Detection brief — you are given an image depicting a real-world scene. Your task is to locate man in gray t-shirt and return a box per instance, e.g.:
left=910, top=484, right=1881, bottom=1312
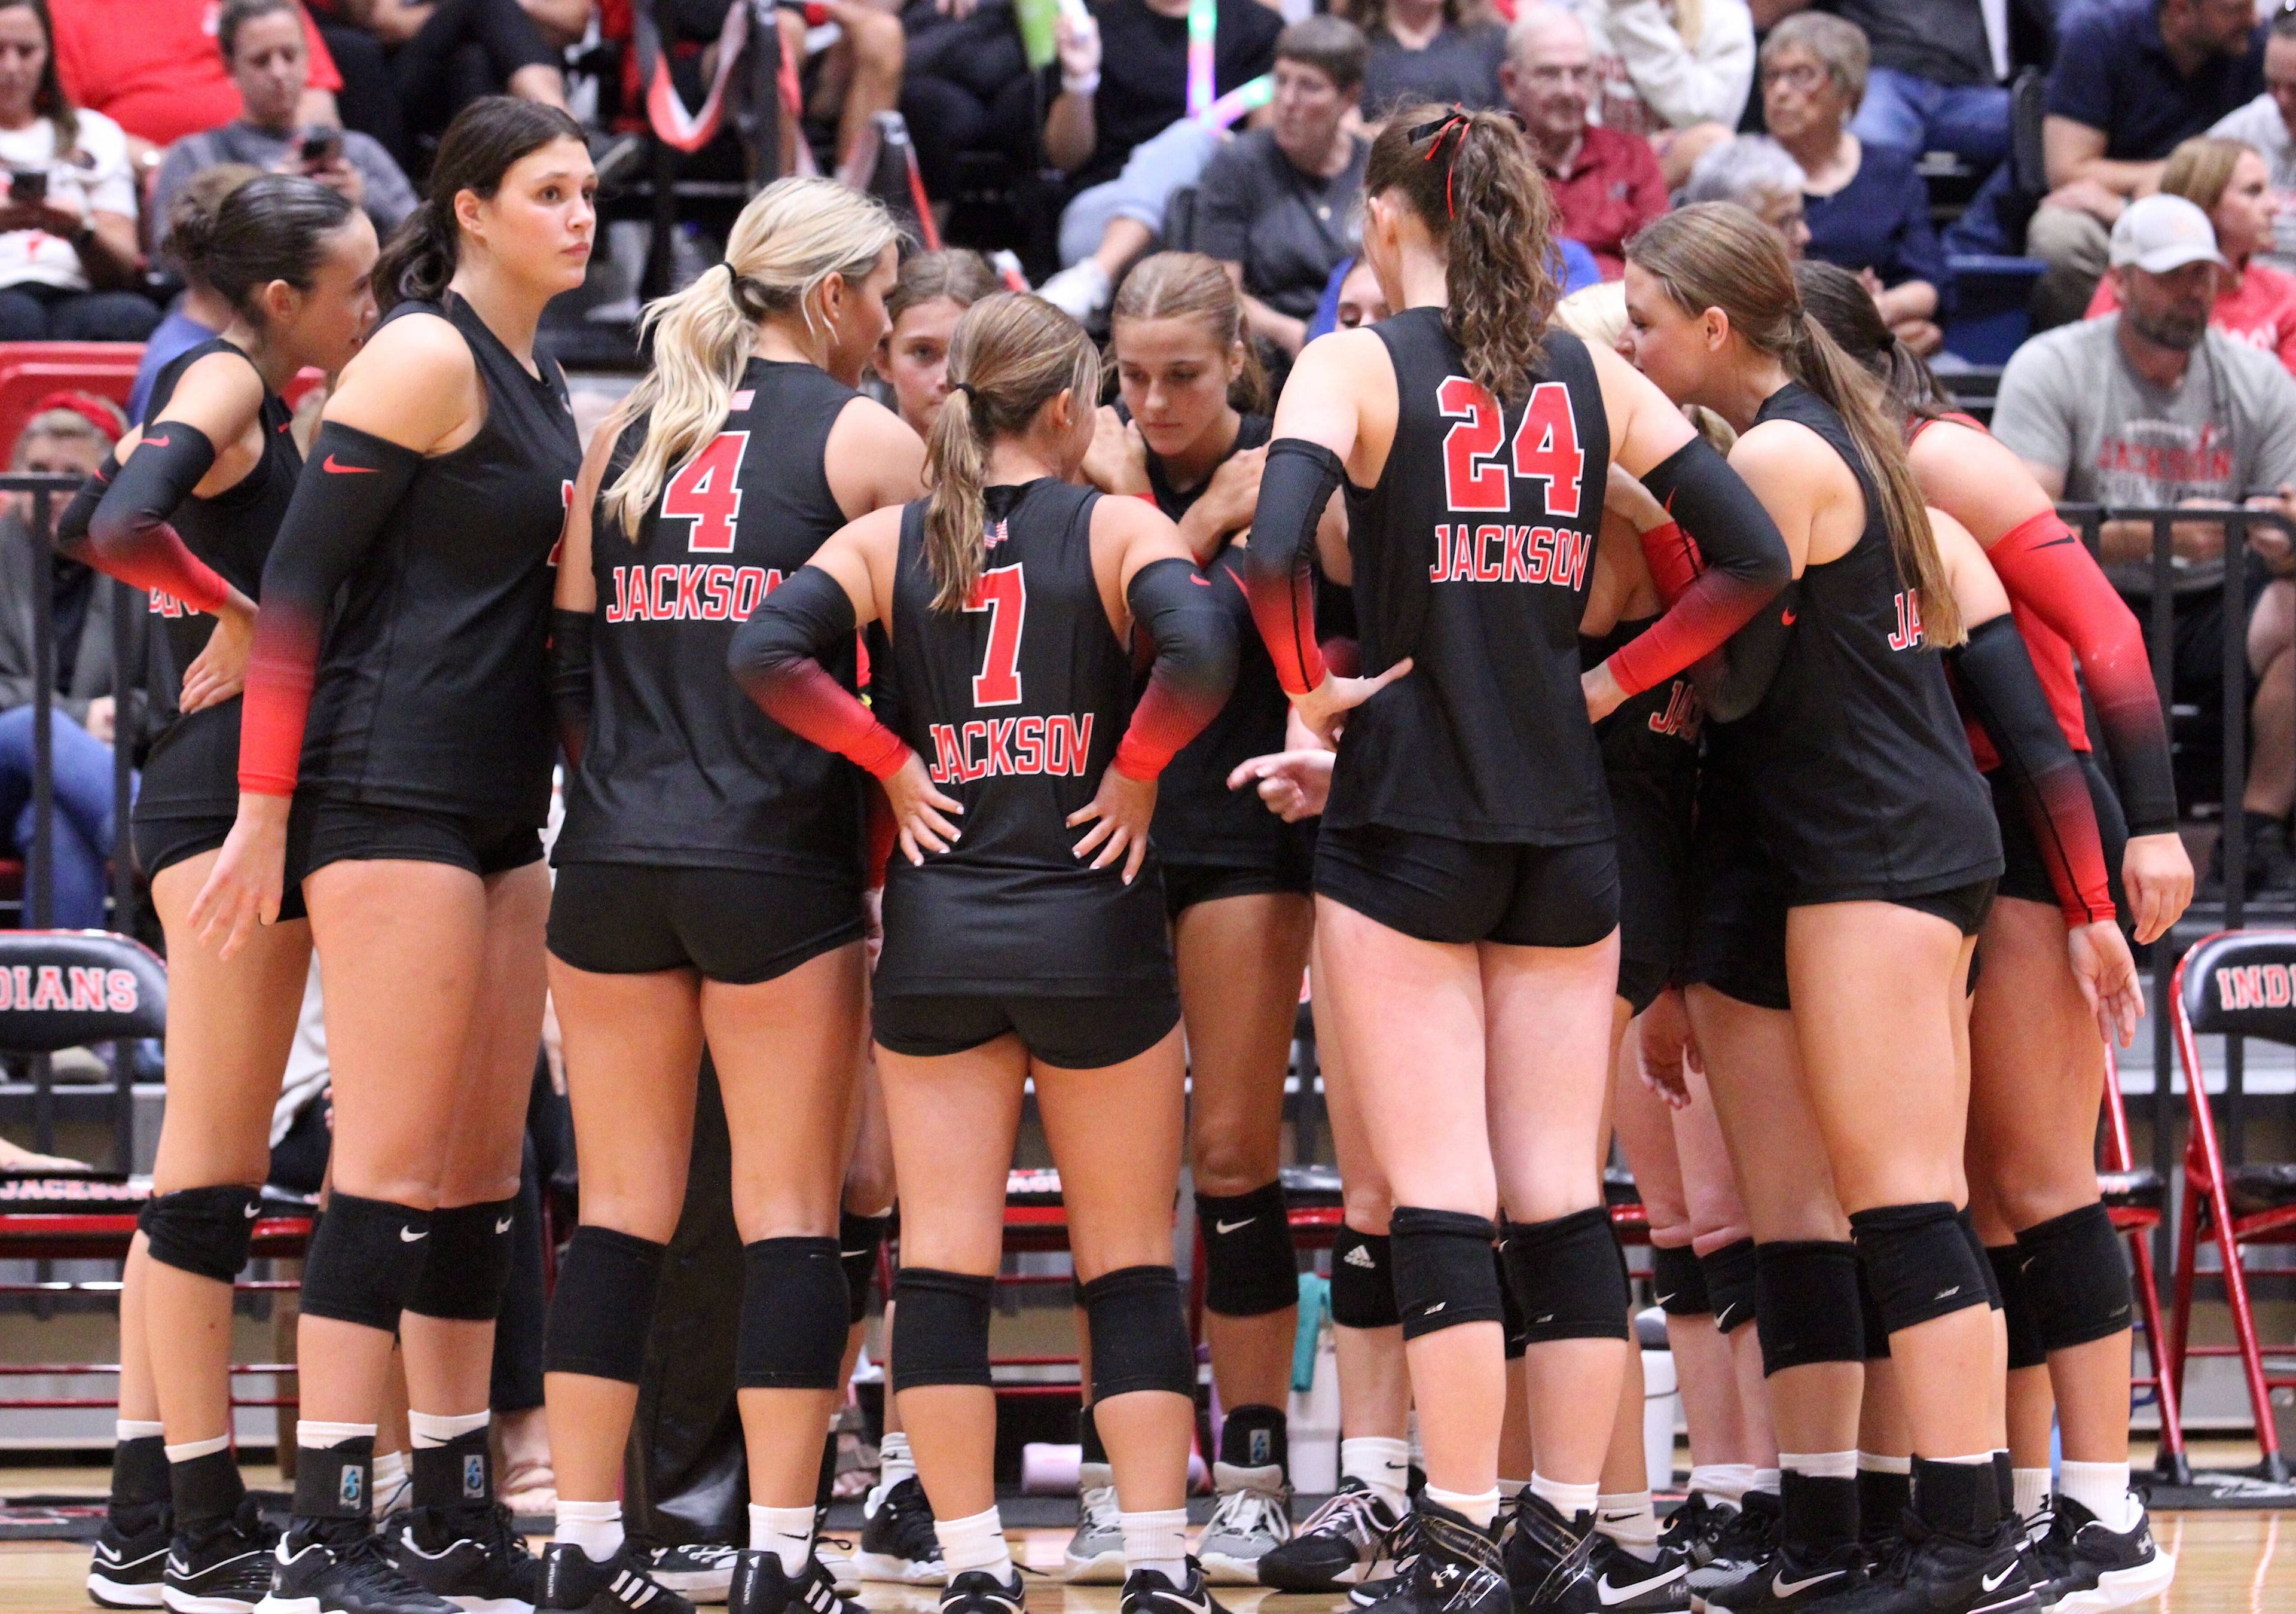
left=1993, top=191, right=2296, bottom=877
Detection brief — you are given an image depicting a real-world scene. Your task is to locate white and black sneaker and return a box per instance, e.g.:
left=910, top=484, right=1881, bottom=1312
left=938, top=1569, right=1025, bottom=1614
left=257, top=1524, right=462, bottom=1614
left=2028, top=1496, right=2172, bottom=1614
left=1198, top=1463, right=1292, bottom=1585
left=725, top=1552, right=857, bottom=1614
left=642, top=1548, right=735, bottom=1606
left=1061, top=1465, right=1125, bottom=1584
left=166, top=1500, right=283, bottom=1614
left=93, top=1512, right=175, bottom=1609
left=1685, top=1493, right=1780, bottom=1607
left=1350, top=1506, right=1425, bottom=1608
left=1658, top=1496, right=1739, bottom=1570
left=1569, top=1540, right=1690, bottom=1614
left=1370, top=1501, right=1511, bottom=1614
left=1699, top=1541, right=1863, bottom=1613
left=538, top=1542, right=695, bottom=1614
left=1121, top=1559, right=1232, bottom=1614
left=848, top=1476, right=942, bottom=1584
left=381, top=1503, right=543, bottom=1614
left=1785, top=1515, right=2034, bottom=1614
left=1498, top=1493, right=1601, bottom=1614
left=1260, top=1478, right=1400, bottom=1590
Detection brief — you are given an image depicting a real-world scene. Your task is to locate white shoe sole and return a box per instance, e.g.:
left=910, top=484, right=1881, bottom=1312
left=1198, top=1550, right=1275, bottom=1586
left=647, top=1570, right=732, bottom=1603
left=1061, top=1548, right=1127, bottom=1585
left=845, top=1552, right=945, bottom=1585
left=163, top=1588, right=268, bottom=1614
left=88, top=1576, right=169, bottom=1609
left=2048, top=1549, right=2176, bottom=1614
left=445, top=1598, right=533, bottom=1614
left=251, top=1595, right=319, bottom=1614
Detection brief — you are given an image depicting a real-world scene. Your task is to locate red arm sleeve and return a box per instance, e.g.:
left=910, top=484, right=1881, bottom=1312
left=728, top=566, right=912, bottom=781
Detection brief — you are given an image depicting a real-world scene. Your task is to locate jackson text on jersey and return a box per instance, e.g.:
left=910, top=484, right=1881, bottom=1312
left=1428, top=375, right=1590, bottom=587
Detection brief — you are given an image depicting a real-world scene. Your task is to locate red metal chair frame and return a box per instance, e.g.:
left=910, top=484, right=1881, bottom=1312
left=2097, top=1045, right=2185, bottom=1480
left=2166, top=930, right=2296, bottom=1482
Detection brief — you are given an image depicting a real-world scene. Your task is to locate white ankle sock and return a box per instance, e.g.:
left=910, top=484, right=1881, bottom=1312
left=1596, top=1491, right=1659, bottom=1561
left=2012, top=1468, right=2052, bottom=1522
left=1780, top=1450, right=1858, bottom=1481
left=1687, top=1464, right=1751, bottom=1505
left=164, top=1435, right=231, bottom=1464
left=1497, top=1477, right=1530, bottom=1501
left=117, top=1420, right=163, bottom=1442
left=1120, top=1507, right=1190, bottom=1584
left=1528, top=1474, right=1598, bottom=1524
left=1750, top=1467, right=1782, bottom=1496
left=1425, top=1483, right=1500, bottom=1528
left=370, top=1451, right=409, bottom=1517
left=558, top=1499, right=624, bottom=1564
left=297, top=1420, right=376, bottom=1451
left=1857, top=1453, right=1912, bottom=1476
left=748, top=1504, right=815, bottom=1573
left=408, top=1409, right=490, bottom=1447
left=936, top=1506, right=1013, bottom=1581
left=878, top=1432, right=916, bottom=1493
left=1343, top=1436, right=1413, bottom=1516
left=2058, top=1460, right=2138, bottom=1533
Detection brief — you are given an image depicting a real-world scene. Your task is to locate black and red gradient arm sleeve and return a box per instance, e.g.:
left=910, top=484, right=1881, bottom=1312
left=549, top=608, right=594, bottom=769
left=240, top=422, right=424, bottom=796
left=1116, top=556, right=1239, bottom=781
left=71, top=425, right=235, bottom=612
left=1241, top=438, right=1344, bottom=695
left=728, top=565, right=911, bottom=781
left=1603, top=438, right=1796, bottom=719
left=1950, top=613, right=2116, bottom=926
left=1984, top=508, right=2176, bottom=836
left=55, top=452, right=114, bottom=555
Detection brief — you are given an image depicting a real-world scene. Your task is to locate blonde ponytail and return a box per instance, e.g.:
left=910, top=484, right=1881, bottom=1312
left=923, top=294, right=1101, bottom=612
left=605, top=176, right=903, bottom=539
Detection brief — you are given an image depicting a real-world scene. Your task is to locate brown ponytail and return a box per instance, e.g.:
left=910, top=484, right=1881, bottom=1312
left=1362, top=104, right=1558, bottom=406
left=1627, top=203, right=1963, bottom=646
left=924, top=294, right=1102, bottom=613
left=1109, top=251, right=1266, bottom=413
left=1791, top=259, right=1953, bottom=423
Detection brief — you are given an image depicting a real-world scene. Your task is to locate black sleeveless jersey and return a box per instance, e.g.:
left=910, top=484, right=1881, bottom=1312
left=136, top=336, right=300, bottom=822
left=1331, top=308, right=1613, bottom=844
left=1586, top=617, right=1700, bottom=802
left=874, top=479, right=1174, bottom=997
left=1138, top=412, right=1293, bottom=869
left=1726, top=382, right=2001, bottom=901
left=556, top=360, right=863, bottom=875
left=300, top=294, right=581, bottom=823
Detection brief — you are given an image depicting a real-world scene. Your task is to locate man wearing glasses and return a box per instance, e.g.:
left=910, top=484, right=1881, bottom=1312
left=1502, top=3, right=1666, bottom=280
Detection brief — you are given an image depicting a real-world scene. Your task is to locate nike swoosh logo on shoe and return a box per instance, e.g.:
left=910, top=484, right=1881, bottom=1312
left=1597, top=1564, right=1687, bottom=1603
left=1980, top=1565, right=2016, bottom=1592
left=1771, top=1570, right=1844, bottom=1598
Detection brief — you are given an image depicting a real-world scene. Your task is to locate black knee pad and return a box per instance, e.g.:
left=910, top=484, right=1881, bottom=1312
left=841, top=1212, right=893, bottom=1326
left=1196, top=1180, right=1299, bottom=1318
left=1330, top=1226, right=1399, bottom=1329
left=1651, top=1244, right=1712, bottom=1317
left=544, top=1226, right=667, bottom=1383
left=891, top=1267, right=995, bottom=1391
left=2017, top=1201, right=2134, bottom=1352
left=1701, top=1237, right=1757, bottom=1335
left=1849, top=1201, right=1991, bottom=1336
left=406, top=1198, right=518, bottom=1323
left=1752, top=1240, right=1864, bottom=1374
left=139, top=1185, right=261, bottom=1283
left=1958, top=1209, right=2002, bottom=1310
left=1390, top=1206, right=1504, bottom=1341
left=738, top=1237, right=849, bottom=1390
left=1081, top=1265, right=1195, bottom=1400
left=300, top=1193, right=432, bottom=1331
left=1500, top=1207, right=1631, bottom=1344
left=1857, top=1258, right=1891, bottom=1360
left=1498, top=1245, right=1528, bottom=1359
left=1986, top=1246, right=2046, bottom=1372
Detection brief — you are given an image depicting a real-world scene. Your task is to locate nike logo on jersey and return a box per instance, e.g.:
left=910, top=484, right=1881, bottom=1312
left=1215, top=1218, right=1256, bottom=1234
left=2034, top=535, right=2078, bottom=549
left=1189, top=573, right=1211, bottom=585
left=144, top=434, right=170, bottom=447
left=1781, top=608, right=1797, bottom=625
left=323, top=454, right=378, bottom=474
left=495, top=1216, right=514, bottom=1234
left=400, top=1226, right=429, bottom=1242
left=1596, top=1563, right=1687, bottom=1604
left=1770, top=1570, right=1845, bottom=1598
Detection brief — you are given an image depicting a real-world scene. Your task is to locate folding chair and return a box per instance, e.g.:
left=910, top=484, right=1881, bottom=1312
left=2166, top=929, right=2296, bottom=1481
left=2097, top=1043, right=2185, bottom=1481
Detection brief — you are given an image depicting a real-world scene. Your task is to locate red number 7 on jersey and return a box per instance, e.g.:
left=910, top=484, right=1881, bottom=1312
left=966, top=564, right=1027, bottom=706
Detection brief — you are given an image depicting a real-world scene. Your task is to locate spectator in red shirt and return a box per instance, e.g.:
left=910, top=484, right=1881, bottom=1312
left=2089, top=135, right=2296, bottom=374
left=1503, top=3, right=1666, bottom=279
left=47, top=0, right=341, bottom=148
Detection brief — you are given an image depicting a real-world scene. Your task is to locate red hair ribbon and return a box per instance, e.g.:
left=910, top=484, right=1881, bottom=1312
left=1409, top=106, right=1472, bottom=219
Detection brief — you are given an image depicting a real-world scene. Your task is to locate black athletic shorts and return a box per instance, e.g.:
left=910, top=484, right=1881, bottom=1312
left=1163, top=835, right=1315, bottom=920
left=1314, top=823, right=1620, bottom=948
left=548, top=862, right=865, bottom=984
left=132, top=810, right=308, bottom=923
left=1613, top=780, right=1693, bottom=1017
left=1679, top=798, right=1792, bottom=1013
left=1992, top=752, right=2129, bottom=918
left=293, top=799, right=544, bottom=881
left=872, top=990, right=1181, bottom=1070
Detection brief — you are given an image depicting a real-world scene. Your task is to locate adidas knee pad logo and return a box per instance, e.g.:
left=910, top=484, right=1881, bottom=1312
left=1344, top=1244, right=1376, bottom=1269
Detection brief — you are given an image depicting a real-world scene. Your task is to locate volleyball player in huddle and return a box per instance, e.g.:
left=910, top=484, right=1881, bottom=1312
left=192, top=99, right=593, bottom=1614
left=1073, top=249, right=1310, bottom=1583
left=71, top=176, right=377, bottom=1614
left=1241, top=106, right=1796, bottom=1614
left=535, top=178, right=921, bottom=1614
left=734, top=291, right=1238, bottom=1614
left=1618, top=203, right=2143, bottom=1614
left=1800, top=261, right=2184, bottom=1613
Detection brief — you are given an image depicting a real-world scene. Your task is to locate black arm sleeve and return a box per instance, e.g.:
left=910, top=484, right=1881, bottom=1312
left=1241, top=438, right=1346, bottom=695
left=1115, top=556, right=1240, bottom=781
left=73, top=426, right=237, bottom=612
left=549, top=607, right=594, bottom=769
left=240, top=421, right=425, bottom=794
left=728, top=565, right=911, bottom=779
left=1949, top=613, right=2115, bottom=925
left=56, top=452, right=115, bottom=554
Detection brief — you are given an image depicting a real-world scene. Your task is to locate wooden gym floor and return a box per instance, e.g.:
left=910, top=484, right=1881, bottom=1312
left=3, top=1463, right=2292, bottom=1613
